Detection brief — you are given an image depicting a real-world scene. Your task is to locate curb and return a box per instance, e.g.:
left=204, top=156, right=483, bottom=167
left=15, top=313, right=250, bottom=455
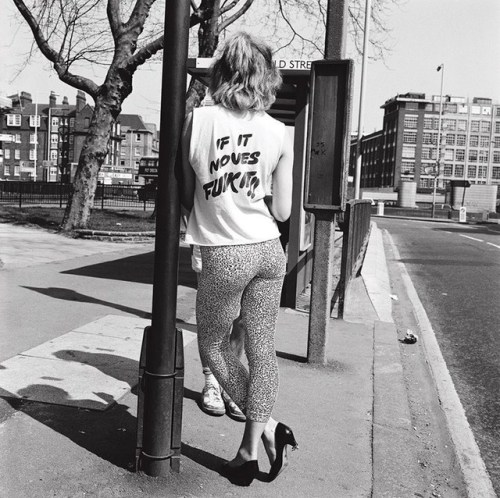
left=385, top=231, right=496, bottom=498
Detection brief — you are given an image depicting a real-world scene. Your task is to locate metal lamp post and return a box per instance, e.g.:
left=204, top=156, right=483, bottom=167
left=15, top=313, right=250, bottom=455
left=432, top=63, right=445, bottom=218
left=354, top=0, right=372, bottom=199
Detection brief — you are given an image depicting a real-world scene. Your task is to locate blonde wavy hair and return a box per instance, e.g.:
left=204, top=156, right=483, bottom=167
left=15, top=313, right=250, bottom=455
left=209, top=32, right=282, bottom=112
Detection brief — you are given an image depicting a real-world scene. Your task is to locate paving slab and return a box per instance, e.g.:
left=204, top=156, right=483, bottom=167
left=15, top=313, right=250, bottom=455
left=0, top=315, right=196, bottom=410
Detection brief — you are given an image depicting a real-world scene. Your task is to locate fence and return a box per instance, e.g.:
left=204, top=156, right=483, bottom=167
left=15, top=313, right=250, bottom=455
left=0, top=182, right=156, bottom=210
left=336, top=199, right=372, bottom=317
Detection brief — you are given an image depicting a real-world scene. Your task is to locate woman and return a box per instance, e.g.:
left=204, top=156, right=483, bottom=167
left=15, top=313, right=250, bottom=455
left=180, top=32, right=297, bottom=486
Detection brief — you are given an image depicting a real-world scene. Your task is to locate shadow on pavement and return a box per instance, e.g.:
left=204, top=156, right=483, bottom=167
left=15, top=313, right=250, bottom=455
left=21, top=286, right=151, bottom=319
left=61, top=245, right=197, bottom=289
left=1, top=349, right=224, bottom=473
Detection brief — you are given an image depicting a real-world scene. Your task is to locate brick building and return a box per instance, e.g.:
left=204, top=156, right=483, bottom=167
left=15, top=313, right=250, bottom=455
left=117, top=114, right=159, bottom=185
left=0, top=91, right=153, bottom=185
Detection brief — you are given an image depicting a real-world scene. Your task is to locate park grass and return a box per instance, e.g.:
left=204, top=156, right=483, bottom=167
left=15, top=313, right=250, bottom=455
left=0, top=205, right=157, bottom=232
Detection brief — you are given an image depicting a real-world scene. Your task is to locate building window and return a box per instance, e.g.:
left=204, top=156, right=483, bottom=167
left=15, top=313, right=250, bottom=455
left=134, top=147, right=141, bottom=156
left=69, top=135, right=74, bottom=144
left=456, top=120, right=467, bottom=132
left=402, top=145, right=416, bottom=158
left=29, top=149, right=37, bottom=160
left=51, top=134, right=59, bottom=145
left=120, top=160, right=125, bottom=166
left=479, top=150, right=489, bottom=163
left=455, top=164, right=464, bottom=177
left=494, top=151, right=500, bottom=164
left=479, top=136, right=490, bottom=148
left=4, top=149, right=10, bottom=159
left=444, top=119, right=456, bottom=131
left=494, top=137, right=500, bottom=148
left=468, top=150, right=478, bottom=162
left=29, top=115, right=40, bottom=127
left=84, top=117, right=90, bottom=128
left=70, top=118, right=75, bottom=128
left=492, top=167, right=500, bottom=179
left=14, top=134, right=21, bottom=143
left=444, top=104, right=457, bottom=113
left=50, top=150, right=58, bottom=162
left=457, top=134, right=466, bottom=146
left=423, top=117, right=433, bottom=129
left=478, top=166, right=487, bottom=178
left=471, top=106, right=481, bottom=115
left=405, top=102, right=419, bottom=110
left=401, top=161, right=415, bottom=174
left=469, top=135, right=479, bottom=147
left=470, top=120, right=480, bottom=132
left=14, top=164, right=20, bottom=176
left=442, top=164, right=452, bottom=176
left=421, top=147, right=435, bottom=160
left=480, top=121, right=491, bottom=133
left=30, top=133, right=38, bottom=144
left=404, top=115, right=418, bottom=128
left=419, top=178, right=432, bottom=188
left=445, top=134, right=456, bottom=146
left=7, top=114, right=21, bottom=126
left=444, top=149, right=454, bottom=161
left=3, top=164, right=10, bottom=176
left=403, top=131, right=417, bottom=144
left=135, top=133, right=141, bottom=142
left=467, top=165, right=477, bottom=178
left=422, top=133, right=435, bottom=145
left=14, top=149, right=20, bottom=160
left=456, top=149, right=465, bottom=162
left=51, top=116, right=59, bottom=128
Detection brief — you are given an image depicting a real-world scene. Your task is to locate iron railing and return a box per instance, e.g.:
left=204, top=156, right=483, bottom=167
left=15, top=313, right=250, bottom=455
left=337, top=199, right=372, bottom=317
left=0, top=181, right=156, bottom=210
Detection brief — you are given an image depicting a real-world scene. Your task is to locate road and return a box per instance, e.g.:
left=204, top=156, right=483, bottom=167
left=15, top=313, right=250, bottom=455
left=377, top=216, right=500, bottom=493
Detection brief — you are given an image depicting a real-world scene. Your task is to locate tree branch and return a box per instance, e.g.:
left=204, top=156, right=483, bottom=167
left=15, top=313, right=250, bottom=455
left=127, top=34, right=164, bottom=71
left=12, top=0, right=99, bottom=97
left=219, top=0, right=254, bottom=32
left=107, top=0, right=123, bottom=39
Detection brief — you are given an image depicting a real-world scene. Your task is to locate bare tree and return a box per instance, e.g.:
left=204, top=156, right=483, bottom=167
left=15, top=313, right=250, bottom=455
left=12, top=0, right=397, bottom=230
left=11, top=0, right=253, bottom=230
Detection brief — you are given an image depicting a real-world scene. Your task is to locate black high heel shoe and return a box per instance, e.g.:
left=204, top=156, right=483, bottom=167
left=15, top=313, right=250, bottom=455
left=268, top=422, right=298, bottom=481
left=221, top=460, right=259, bottom=486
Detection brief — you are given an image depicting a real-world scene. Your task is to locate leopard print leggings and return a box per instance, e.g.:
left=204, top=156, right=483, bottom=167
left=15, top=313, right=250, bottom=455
left=196, top=238, right=286, bottom=423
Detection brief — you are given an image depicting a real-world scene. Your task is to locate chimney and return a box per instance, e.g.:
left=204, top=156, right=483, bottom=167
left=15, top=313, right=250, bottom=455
left=49, top=91, right=57, bottom=108
left=19, top=91, right=32, bottom=107
left=62, top=95, right=69, bottom=107
left=76, top=90, right=86, bottom=112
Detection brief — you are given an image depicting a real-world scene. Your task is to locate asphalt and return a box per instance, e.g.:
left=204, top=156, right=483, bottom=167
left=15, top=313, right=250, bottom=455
left=0, top=220, right=495, bottom=497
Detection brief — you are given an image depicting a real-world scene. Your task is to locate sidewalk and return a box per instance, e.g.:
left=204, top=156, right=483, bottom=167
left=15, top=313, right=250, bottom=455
left=0, top=221, right=479, bottom=496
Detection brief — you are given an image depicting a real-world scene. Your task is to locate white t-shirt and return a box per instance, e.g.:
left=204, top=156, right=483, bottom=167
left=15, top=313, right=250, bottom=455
left=184, top=105, right=285, bottom=246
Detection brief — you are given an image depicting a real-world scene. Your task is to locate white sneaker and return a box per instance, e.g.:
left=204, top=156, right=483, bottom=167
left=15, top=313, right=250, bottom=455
left=201, top=384, right=225, bottom=416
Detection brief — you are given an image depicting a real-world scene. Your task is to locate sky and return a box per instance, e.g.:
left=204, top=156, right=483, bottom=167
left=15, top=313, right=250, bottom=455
left=1, top=0, right=499, bottom=134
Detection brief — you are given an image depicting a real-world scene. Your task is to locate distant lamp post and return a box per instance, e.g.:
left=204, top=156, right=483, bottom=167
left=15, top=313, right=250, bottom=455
left=354, top=0, right=372, bottom=199
left=432, top=63, right=445, bottom=218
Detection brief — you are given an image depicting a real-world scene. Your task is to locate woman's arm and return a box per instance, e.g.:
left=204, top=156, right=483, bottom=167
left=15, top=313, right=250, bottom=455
left=179, top=112, right=195, bottom=211
left=269, top=130, right=294, bottom=222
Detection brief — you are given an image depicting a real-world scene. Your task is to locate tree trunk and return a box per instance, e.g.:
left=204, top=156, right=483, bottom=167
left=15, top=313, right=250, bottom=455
left=61, top=67, right=133, bottom=231
left=185, top=1, right=220, bottom=115
left=61, top=101, right=115, bottom=230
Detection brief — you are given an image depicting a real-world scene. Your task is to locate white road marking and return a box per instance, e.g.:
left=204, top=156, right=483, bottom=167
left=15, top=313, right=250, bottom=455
left=459, top=234, right=484, bottom=242
left=487, top=242, right=500, bottom=249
